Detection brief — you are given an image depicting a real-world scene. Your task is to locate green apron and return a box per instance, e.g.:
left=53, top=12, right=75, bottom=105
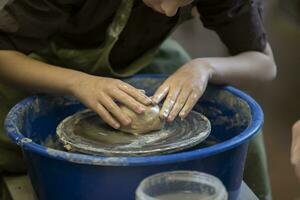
left=0, top=0, right=271, bottom=199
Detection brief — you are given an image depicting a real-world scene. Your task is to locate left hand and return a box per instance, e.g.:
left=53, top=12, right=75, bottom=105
left=152, top=59, right=214, bottom=122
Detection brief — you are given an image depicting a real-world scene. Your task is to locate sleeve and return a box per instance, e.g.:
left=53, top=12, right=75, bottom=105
left=196, top=0, right=267, bottom=55
left=0, top=0, right=71, bottom=54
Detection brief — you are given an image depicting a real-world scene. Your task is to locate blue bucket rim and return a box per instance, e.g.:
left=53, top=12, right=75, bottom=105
left=4, top=74, right=264, bottom=166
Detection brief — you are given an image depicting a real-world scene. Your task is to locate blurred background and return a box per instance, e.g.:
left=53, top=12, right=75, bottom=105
left=172, top=0, right=300, bottom=199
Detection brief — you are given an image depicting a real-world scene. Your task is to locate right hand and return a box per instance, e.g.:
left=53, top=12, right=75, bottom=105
left=70, top=74, right=152, bottom=129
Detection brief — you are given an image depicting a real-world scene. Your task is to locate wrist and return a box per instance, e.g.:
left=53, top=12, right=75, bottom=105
left=65, top=70, right=92, bottom=96
left=188, top=58, right=216, bottom=80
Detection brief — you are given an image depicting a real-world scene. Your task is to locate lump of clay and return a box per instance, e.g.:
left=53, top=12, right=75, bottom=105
left=119, top=105, right=164, bottom=135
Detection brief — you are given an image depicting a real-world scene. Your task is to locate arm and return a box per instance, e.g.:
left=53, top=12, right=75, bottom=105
left=198, top=43, right=277, bottom=87
left=152, top=46, right=276, bottom=122
left=0, top=0, right=151, bottom=129
left=0, top=50, right=83, bottom=95
left=0, top=50, right=152, bottom=129
left=194, top=0, right=277, bottom=87
left=152, top=0, right=277, bottom=122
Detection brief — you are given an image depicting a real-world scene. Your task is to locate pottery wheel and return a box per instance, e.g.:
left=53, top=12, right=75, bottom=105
left=56, top=109, right=211, bottom=156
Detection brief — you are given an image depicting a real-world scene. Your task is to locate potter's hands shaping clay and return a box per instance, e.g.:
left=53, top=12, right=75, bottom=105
left=152, top=60, right=213, bottom=123
left=119, top=104, right=164, bottom=135
left=291, top=120, right=300, bottom=181
left=72, top=76, right=152, bottom=129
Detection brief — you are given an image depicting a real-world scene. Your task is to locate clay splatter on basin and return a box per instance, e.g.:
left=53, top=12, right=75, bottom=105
left=5, top=75, right=261, bottom=200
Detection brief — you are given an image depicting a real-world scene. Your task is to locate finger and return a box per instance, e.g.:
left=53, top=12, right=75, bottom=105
left=167, top=87, right=192, bottom=122
left=152, top=84, right=170, bottom=105
left=118, top=83, right=152, bottom=105
left=179, top=89, right=202, bottom=119
left=93, top=103, right=120, bottom=129
left=111, top=89, right=146, bottom=114
left=160, top=87, right=181, bottom=119
left=139, top=89, right=146, bottom=94
left=99, top=95, right=132, bottom=126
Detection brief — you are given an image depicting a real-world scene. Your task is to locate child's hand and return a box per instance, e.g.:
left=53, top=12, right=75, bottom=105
left=152, top=60, right=214, bottom=122
left=71, top=75, right=152, bottom=129
left=291, top=120, right=300, bottom=181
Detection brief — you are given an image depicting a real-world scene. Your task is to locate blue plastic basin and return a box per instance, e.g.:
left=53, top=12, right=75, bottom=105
left=5, top=75, right=263, bottom=200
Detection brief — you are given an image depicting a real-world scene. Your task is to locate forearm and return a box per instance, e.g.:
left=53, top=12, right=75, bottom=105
left=0, top=50, right=87, bottom=95
left=199, top=43, right=277, bottom=87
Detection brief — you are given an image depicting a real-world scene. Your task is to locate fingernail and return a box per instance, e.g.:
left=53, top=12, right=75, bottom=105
left=114, top=123, right=120, bottom=129
left=162, top=110, right=169, bottom=118
left=139, top=89, right=146, bottom=94
left=167, top=116, right=174, bottom=122
left=137, top=106, right=145, bottom=113
left=124, top=118, right=131, bottom=125
left=152, top=94, right=163, bottom=104
left=179, top=112, right=185, bottom=120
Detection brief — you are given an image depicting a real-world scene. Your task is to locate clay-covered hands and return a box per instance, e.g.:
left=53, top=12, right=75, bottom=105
left=291, top=120, right=300, bottom=180
left=143, top=0, right=193, bottom=17
left=71, top=75, right=152, bottom=129
left=152, top=59, right=214, bottom=122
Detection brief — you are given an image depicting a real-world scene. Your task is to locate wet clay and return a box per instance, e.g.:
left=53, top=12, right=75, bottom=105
left=119, top=105, right=164, bottom=135
left=56, top=109, right=211, bottom=156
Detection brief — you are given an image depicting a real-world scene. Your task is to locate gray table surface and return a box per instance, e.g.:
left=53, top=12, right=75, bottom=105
left=239, top=182, right=259, bottom=200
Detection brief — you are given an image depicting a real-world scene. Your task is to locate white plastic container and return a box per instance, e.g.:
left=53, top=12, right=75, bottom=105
left=136, top=171, right=228, bottom=200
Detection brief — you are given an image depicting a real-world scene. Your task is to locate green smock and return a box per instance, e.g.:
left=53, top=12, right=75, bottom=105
left=0, top=0, right=271, bottom=199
